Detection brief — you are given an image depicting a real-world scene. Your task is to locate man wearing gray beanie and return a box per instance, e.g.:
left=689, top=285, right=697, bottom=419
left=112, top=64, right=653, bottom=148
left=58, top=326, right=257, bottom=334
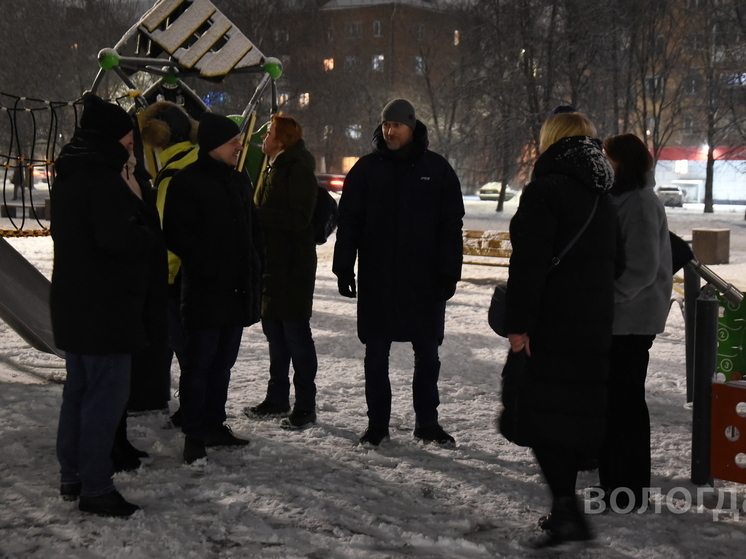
left=163, top=112, right=265, bottom=464
left=333, top=98, right=465, bottom=448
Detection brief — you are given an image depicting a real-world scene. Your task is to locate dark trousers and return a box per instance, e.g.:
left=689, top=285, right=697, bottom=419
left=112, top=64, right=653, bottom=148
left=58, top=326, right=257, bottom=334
left=261, top=318, right=318, bottom=411
left=364, top=338, right=441, bottom=428
left=179, top=326, right=243, bottom=440
left=598, top=334, right=655, bottom=507
left=129, top=342, right=172, bottom=412
left=533, top=445, right=581, bottom=501
left=56, top=353, right=131, bottom=497
left=167, top=280, right=188, bottom=367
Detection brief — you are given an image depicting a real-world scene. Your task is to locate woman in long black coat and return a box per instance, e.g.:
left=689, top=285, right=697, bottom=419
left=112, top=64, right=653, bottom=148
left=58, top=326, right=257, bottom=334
left=502, top=112, right=620, bottom=548
left=246, top=114, right=319, bottom=428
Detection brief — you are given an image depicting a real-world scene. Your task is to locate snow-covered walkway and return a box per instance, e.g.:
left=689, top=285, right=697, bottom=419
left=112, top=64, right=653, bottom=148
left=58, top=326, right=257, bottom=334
left=2, top=201, right=746, bottom=558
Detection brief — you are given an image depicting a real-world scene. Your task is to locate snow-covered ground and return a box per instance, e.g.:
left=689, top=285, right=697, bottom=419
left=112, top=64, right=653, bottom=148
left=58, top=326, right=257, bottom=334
left=2, top=200, right=746, bottom=558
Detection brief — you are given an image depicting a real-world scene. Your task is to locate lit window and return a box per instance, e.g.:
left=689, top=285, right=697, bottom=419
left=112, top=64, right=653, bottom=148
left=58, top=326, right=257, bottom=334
left=278, top=93, right=289, bottom=106
left=342, top=156, right=359, bottom=173
left=674, top=160, right=689, bottom=174
left=454, top=30, right=460, bottom=46
left=346, top=124, right=362, bottom=139
left=299, top=93, right=310, bottom=107
left=415, top=56, right=425, bottom=75
left=373, top=20, right=382, bottom=37
left=372, top=54, right=384, bottom=72
left=323, top=58, right=335, bottom=71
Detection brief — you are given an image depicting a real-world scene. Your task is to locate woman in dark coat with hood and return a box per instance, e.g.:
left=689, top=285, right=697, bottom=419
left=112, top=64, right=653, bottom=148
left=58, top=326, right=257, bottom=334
left=501, top=112, right=620, bottom=547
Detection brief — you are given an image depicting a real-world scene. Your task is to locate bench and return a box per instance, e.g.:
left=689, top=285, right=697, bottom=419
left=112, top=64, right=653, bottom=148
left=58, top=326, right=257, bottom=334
left=463, top=230, right=511, bottom=266
left=1, top=200, right=47, bottom=220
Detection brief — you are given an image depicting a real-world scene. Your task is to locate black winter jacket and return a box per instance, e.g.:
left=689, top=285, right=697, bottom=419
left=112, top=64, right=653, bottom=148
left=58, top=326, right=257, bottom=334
left=503, top=135, right=620, bottom=450
left=254, top=139, right=317, bottom=320
left=50, top=129, right=167, bottom=355
left=333, top=121, right=464, bottom=343
left=163, top=149, right=264, bottom=328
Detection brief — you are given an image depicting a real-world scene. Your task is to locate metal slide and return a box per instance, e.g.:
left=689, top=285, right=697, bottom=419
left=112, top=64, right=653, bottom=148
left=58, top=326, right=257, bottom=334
left=0, top=237, right=63, bottom=357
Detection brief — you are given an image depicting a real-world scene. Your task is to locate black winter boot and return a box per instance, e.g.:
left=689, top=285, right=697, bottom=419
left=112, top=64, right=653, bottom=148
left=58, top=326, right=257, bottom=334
left=281, top=408, right=317, bottom=430
left=60, top=481, right=82, bottom=501
left=359, top=426, right=390, bottom=447
left=244, top=400, right=291, bottom=419
left=79, top=490, right=140, bottom=517
left=531, top=496, right=593, bottom=549
left=204, top=425, right=250, bottom=447
left=183, top=436, right=208, bottom=464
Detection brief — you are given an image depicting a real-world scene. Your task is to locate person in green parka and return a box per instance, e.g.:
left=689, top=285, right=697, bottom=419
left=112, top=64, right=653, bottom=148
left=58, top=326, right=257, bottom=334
left=245, top=113, right=319, bottom=429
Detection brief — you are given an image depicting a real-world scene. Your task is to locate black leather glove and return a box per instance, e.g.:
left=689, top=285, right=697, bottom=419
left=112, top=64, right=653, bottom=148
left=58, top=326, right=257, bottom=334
left=337, top=275, right=357, bottom=298
left=438, top=276, right=458, bottom=301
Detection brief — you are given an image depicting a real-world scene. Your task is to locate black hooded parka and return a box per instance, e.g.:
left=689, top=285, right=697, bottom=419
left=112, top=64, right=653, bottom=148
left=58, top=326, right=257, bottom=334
left=333, top=121, right=464, bottom=343
left=50, top=129, right=167, bottom=355
left=503, top=135, right=620, bottom=450
left=163, top=149, right=264, bottom=329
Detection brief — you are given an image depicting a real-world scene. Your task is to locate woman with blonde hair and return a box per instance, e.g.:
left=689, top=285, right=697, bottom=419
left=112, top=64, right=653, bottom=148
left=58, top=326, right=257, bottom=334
left=500, top=111, right=620, bottom=547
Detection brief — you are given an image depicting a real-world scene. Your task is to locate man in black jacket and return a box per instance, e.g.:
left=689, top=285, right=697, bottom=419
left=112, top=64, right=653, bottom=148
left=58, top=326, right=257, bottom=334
left=333, top=99, right=464, bottom=447
left=52, top=94, right=166, bottom=517
left=163, top=113, right=264, bottom=464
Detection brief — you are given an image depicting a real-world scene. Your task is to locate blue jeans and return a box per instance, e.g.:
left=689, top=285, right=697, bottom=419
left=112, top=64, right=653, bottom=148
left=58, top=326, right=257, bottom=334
left=56, top=353, right=131, bottom=497
left=261, top=318, right=318, bottom=411
left=179, top=326, right=243, bottom=439
left=364, top=339, right=441, bottom=428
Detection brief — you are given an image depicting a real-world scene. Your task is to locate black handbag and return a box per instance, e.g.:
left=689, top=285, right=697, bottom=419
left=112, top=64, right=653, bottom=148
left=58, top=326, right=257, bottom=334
left=498, top=350, right=531, bottom=446
left=487, top=281, right=508, bottom=337
left=488, top=195, right=599, bottom=337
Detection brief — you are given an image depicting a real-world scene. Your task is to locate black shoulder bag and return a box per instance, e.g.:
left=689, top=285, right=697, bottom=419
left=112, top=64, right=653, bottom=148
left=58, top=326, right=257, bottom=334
left=488, top=195, right=599, bottom=337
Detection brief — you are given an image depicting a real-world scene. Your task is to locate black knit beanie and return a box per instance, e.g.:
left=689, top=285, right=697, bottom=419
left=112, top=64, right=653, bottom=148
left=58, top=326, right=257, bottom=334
left=79, top=94, right=133, bottom=140
left=381, top=99, right=416, bottom=130
left=198, top=112, right=240, bottom=153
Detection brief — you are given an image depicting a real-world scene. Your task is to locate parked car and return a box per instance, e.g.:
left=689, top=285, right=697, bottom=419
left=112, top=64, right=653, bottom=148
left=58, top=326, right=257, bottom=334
left=315, top=173, right=346, bottom=193
left=655, top=185, right=684, bottom=207
left=477, top=182, right=517, bottom=201
left=33, top=167, right=51, bottom=189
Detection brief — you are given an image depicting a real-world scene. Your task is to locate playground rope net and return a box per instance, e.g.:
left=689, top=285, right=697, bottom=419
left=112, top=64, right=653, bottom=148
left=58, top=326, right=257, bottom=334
left=0, top=92, right=131, bottom=238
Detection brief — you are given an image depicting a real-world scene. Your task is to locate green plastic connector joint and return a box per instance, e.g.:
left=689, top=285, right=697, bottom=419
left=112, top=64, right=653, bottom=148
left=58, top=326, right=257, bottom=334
left=98, top=49, right=120, bottom=71
left=263, top=58, right=283, bottom=80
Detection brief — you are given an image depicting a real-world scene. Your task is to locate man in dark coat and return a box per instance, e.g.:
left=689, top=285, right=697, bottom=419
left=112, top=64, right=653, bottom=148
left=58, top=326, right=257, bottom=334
left=52, top=94, right=166, bottom=517
left=333, top=99, right=464, bottom=447
left=245, top=113, right=319, bottom=429
left=163, top=112, right=264, bottom=464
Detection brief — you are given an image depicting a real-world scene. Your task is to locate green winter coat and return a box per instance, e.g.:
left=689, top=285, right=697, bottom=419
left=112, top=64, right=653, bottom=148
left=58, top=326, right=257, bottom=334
left=254, top=139, right=318, bottom=320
